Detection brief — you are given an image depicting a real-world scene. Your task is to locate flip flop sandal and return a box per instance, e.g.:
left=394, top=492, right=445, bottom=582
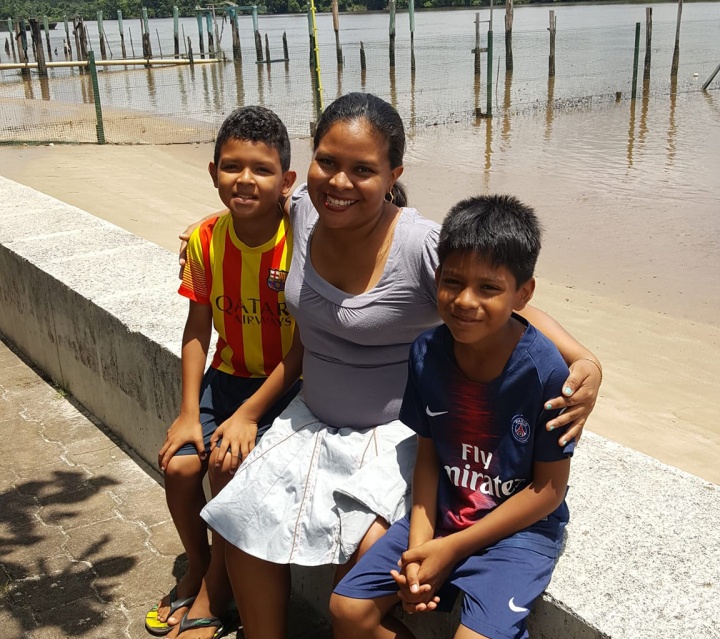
left=177, top=608, right=241, bottom=639
left=145, top=585, right=198, bottom=636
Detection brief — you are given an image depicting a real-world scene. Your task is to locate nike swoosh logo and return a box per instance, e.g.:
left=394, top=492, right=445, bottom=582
left=425, top=406, right=448, bottom=417
left=508, top=597, right=528, bottom=613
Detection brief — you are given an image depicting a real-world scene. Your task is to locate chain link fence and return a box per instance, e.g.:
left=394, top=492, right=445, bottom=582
left=1, top=12, right=718, bottom=144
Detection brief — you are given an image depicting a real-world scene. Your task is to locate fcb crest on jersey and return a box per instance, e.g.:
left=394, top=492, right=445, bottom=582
left=511, top=415, right=531, bottom=444
left=267, top=268, right=288, bottom=292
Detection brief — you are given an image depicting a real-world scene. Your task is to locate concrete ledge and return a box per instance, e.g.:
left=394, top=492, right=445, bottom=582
left=1, top=175, right=718, bottom=639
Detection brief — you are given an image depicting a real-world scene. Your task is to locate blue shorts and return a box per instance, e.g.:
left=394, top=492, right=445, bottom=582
left=334, top=505, right=569, bottom=639
left=174, top=367, right=302, bottom=456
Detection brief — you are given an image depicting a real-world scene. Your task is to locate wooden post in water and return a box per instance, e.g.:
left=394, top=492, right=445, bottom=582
left=265, top=33, right=270, bottom=63
left=156, top=29, right=164, bottom=58
left=43, top=16, right=52, bottom=61
left=474, top=13, right=481, bottom=78
left=118, top=11, right=127, bottom=58
left=643, top=7, right=652, bottom=82
left=205, top=11, right=217, bottom=58
left=389, top=0, right=396, bottom=68
left=332, top=0, right=342, bottom=66
left=701, top=61, right=720, bottom=91
left=72, top=17, right=82, bottom=63
left=142, top=8, right=153, bottom=59
left=63, top=16, right=72, bottom=59
left=16, top=19, right=30, bottom=77
left=670, top=0, right=682, bottom=77
left=282, top=31, right=288, bottom=60
left=360, top=41, right=366, bottom=71
left=231, top=9, right=242, bottom=61
left=98, top=11, right=107, bottom=59
left=306, top=3, right=314, bottom=66
left=253, top=5, right=263, bottom=62
left=196, top=13, right=205, bottom=58
left=487, top=0, right=493, bottom=117
left=128, top=28, right=136, bottom=58
left=75, top=17, right=88, bottom=61
left=87, top=51, right=106, bottom=144
left=188, top=36, right=194, bottom=65
left=309, top=0, right=323, bottom=116
left=29, top=19, right=47, bottom=75
left=409, top=0, right=415, bottom=71
left=548, top=10, right=556, bottom=78
left=505, top=0, right=513, bottom=72
left=172, top=7, right=179, bottom=58
left=631, top=21, right=640, bottom=100
left=7, top=19, right=16, bottom=60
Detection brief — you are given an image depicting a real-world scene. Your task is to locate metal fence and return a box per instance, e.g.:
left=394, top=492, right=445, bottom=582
left=1, top=14, right=718, bottom=145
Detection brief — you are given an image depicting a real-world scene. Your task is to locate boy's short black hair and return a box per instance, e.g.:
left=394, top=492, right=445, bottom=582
left=437, top=194, right=542, bottom=287
left=214, top=106, right=291, bottom=172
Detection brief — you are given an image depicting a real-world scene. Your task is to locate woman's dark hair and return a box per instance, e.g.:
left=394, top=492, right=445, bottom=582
left=313, top=93, right=408, bottom=207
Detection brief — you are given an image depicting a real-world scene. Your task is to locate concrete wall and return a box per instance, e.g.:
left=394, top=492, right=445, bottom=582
left=1, top=175, right=718, bottom=639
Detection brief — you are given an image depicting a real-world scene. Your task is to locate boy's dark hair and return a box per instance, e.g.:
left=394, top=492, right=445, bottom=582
left=437, top=195, right=542, bottom=287
left=313, top=92, right=408, bottom=207
left=214, top=106, right=291, bottom=172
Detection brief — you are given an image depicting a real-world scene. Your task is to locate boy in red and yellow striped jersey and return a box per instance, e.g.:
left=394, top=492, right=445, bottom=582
left=146, top=107, right=302, bottom=638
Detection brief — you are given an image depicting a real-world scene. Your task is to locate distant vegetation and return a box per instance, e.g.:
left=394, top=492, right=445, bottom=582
left=0, top=0, right=629, bottom=21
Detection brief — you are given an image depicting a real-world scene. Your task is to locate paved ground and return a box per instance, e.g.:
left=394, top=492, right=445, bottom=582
left=0, top=334, right=203, bottom=639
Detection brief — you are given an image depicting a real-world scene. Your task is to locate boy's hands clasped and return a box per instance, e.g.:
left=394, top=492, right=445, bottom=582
left=391, top=537, right=457, bottom=614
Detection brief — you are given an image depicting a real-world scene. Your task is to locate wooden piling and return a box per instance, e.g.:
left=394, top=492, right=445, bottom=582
left=643, top=7, right=652, bottom=82
left=118, top=11, right=127, bottom=59
left=98, top=11, right=107, bottom=60
left=173, top=7, right=180, bottom=58
left=265, top=33, right=270, bottom=63
left=474, top=13, right=481, bottom=77
left=4, top=37, right=9, bottom=59
left=306, top=4, right=314, bottom=66
left=505, top=0, right=513, bottom=72
left=129, top=28, right=136, bottom=58
left=701, top=61, right=720, bottom=91
left=142, top=8, right=153, bottom=59
left=63, top=16, right=72, bottom=59
left=409, top=0, right=415, bottom=71
left=29, top=19, right=47, bottom=75
left=7, top=19, right=16, bottom=59
left=72, top=17, right=82, bottom=63
left=332, top=0, right=342, bottom=66
left=88, top=51, right=106, bottom=144
left=43, top=16, right=52, bottom=61
left=156, top=29, right=164, bottom=58
left=631, top=21, right=640, bottom=100
left=389, top=0, right=396, bottom=68
left=670, top=0, right=682, bottom=77
left=360, top=41, right=366, bottom=71
left=253, top=6, right=263, bottom=62
left=15, top=19, right=29, bottom=77
left=487, top=0, right=494, bottom=118
left=74, top=17, right=88, bottom=62
left=548, top=10, right=556, bottom=78
left=282, top=31, right=288, bottom=61
left=196, top=14, right=205, bottom=58
left=231, top=9, right=242, bottom=62
left=188, top=36, right=194, bottom=65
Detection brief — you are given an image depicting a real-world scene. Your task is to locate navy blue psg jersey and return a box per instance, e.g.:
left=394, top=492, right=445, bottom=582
left=400, top=318, right=574, bottom=534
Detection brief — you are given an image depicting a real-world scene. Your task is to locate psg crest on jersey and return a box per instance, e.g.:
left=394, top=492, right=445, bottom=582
left=511, top=415, right=531, bottom=444
left=267, top=268, right=288, bottom=292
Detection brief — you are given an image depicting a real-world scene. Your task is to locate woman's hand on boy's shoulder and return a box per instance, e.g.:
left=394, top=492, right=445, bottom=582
left=545, top=356, right=603, bottom=445
left=178, top=210, right=227, bottom=278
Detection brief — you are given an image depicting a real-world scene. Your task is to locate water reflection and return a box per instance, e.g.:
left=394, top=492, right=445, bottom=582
left=234, top=61, right=245, bottom=108
left=545, top=76, right=555, bottom=141
left=178, top=65, right=188, bottom=112
left=146, top=68, right=157, bottom=110
left=667, top=75, right=677, bottom=166
left=627, top=96, right=637, bottom=169
left=39, top=75, right=50, bottom=101
left=389, top=65, right=397, bottom=112
left=501, top=72, right=512, bottom=146
left=638, top=79, right=650, bottom=147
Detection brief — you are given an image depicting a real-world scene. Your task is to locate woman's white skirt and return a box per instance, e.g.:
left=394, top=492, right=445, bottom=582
left=201, top=394, right=417, bottom=566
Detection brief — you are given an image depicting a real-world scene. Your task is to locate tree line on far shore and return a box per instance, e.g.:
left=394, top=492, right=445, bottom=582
left=1, top=0, right=616, bottom=22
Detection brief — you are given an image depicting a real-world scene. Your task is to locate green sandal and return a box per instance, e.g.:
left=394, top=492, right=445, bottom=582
left=144, top=586, right=197, bottom=636
left=176, top=608, right=241, bottom=638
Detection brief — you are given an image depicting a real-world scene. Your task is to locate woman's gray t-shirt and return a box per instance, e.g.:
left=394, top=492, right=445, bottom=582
left=286, top=184, right=441, bottom=429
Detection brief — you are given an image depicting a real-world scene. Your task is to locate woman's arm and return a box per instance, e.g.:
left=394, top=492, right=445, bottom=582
left=519, top=305, right=602, bottom=444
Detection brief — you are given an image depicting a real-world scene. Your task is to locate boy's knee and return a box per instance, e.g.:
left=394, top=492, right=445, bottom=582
left=163, top=454, right=204, bottom=483
left=329, top=593, right=375, bottom=635
left=208, top=449, right=234, bottom=492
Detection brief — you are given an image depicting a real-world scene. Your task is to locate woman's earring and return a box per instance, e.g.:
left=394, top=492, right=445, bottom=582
left=384, top=191, right=394, bottom=204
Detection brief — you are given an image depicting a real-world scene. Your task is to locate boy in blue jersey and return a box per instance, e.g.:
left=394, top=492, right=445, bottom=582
left=330, top=195, right=575, bottom=639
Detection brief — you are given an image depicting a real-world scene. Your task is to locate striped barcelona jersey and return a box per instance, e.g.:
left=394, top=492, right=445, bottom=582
left=179, top=214, right=294, bottom=378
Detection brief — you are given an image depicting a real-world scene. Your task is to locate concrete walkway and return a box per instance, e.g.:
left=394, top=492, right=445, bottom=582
left=0, top=335, right=189, bottom=639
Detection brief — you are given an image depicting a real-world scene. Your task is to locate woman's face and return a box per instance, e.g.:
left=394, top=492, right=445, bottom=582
left=307, top=118, right=403, bottom=231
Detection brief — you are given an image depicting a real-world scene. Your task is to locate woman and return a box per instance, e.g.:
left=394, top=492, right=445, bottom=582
left=200, top=93, right=602, bottom=639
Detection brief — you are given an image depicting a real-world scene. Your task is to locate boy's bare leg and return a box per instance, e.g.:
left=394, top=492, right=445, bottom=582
left=454, top=625, right=490, bottom=639
left=226, top=544, right=290, bottom=639
left=166, top=451, right=236, bottom=638
left=330, top=593, right=412, bottom=639
left=158, top=454, right=211, bottom=624
left=334, top=517, right=390, bottom=584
